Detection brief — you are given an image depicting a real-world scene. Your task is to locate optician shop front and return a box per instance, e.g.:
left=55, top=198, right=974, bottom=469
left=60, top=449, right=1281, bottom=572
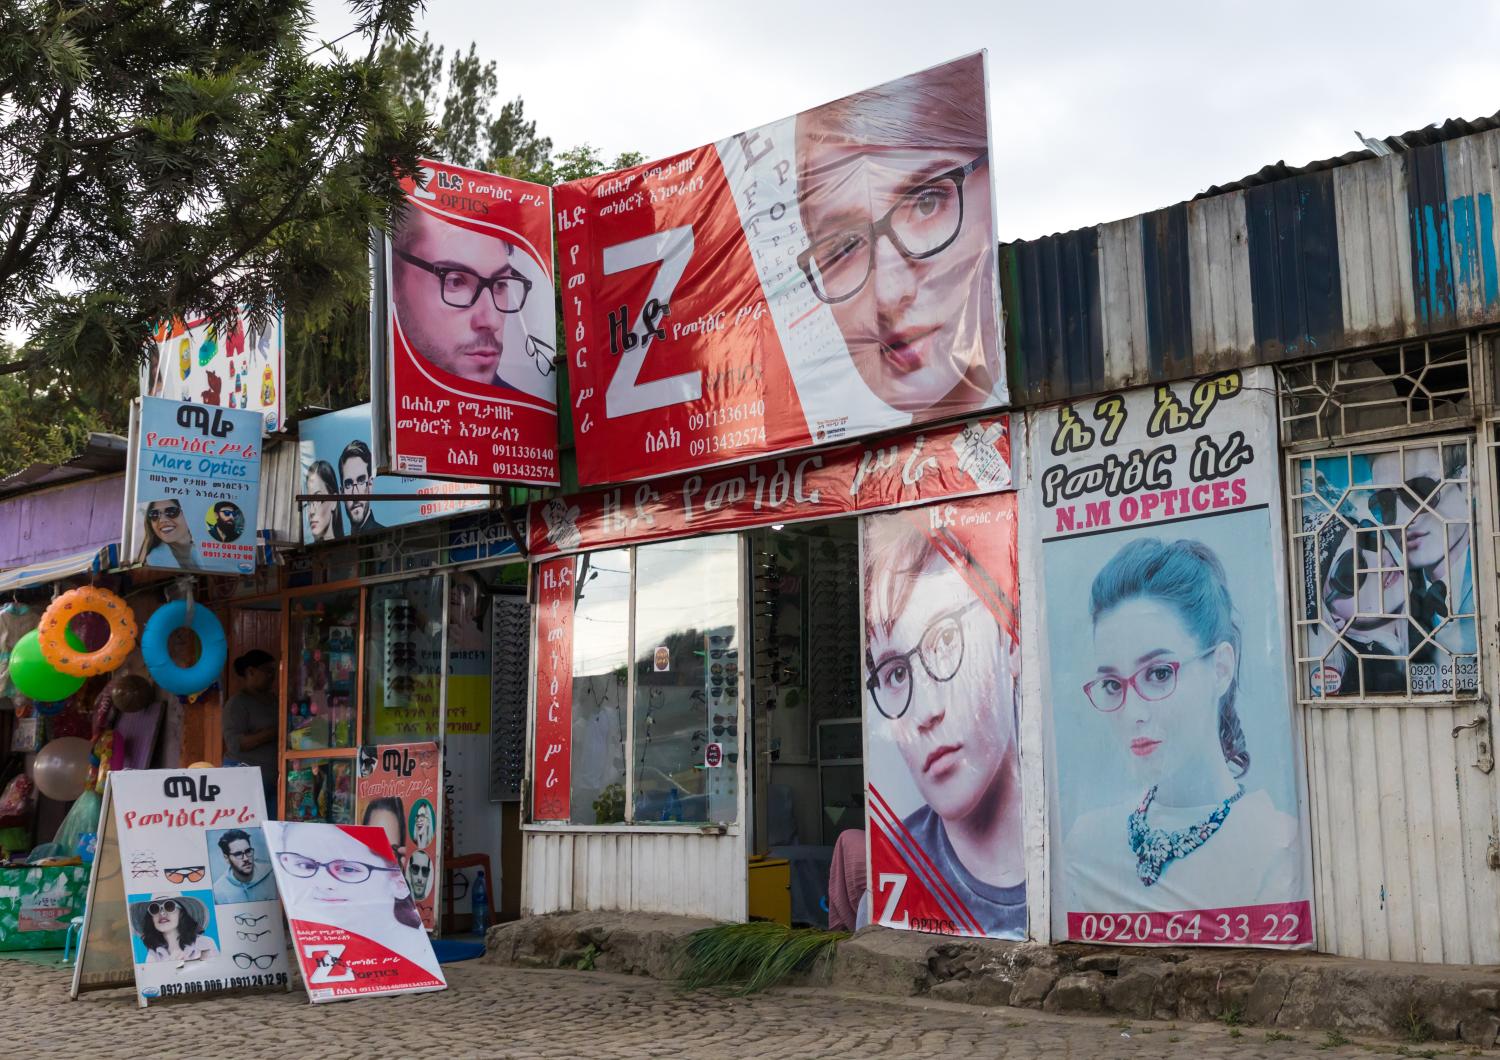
left=520, top=413, right=1024, bottom=934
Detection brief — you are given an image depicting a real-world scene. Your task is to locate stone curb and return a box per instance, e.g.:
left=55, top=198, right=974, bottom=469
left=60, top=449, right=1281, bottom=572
left=484, top=913, right=1500, bottom=1046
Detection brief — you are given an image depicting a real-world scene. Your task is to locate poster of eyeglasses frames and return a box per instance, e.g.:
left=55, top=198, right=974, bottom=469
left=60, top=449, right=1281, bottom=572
left=297, top=403, right=489, bottom=545
left=862, top=494, right=1024, bottom=940
left=264, top=821, right=446, bottom=1003
left=1029, top=367, right=1314, bottom=949
left=379, top=158, right=558, bottom=486
left=71, top=768, right=289, bottom=1008
left=126, top=397, right=263, bottom=575
left=143, top=305, right=285, bottom=432
left=1291, top=439, right=1476, bottom=699
left=555, top=52, right=1004, bottom=487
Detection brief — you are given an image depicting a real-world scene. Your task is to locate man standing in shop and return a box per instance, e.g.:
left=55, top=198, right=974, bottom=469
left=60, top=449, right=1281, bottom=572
left=338, top=439, right=383, bottom=534
left=224, top=650, right=279, bottom=813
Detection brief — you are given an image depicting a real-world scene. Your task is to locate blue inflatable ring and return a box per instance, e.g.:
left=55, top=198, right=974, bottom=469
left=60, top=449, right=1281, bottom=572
left=141, top=601, right=227, bottom=696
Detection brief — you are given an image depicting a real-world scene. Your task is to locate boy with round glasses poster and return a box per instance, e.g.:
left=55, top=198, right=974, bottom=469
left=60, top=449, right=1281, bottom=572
left=383, top=159, right=558, bottom=485
left=862, top=492, right=1025, bottom=938
left=1030, top=368, right=1313, bottom=948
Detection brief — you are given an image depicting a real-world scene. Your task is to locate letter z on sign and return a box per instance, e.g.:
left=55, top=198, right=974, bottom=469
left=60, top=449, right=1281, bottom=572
left=602, top=227, right=700, bottom=417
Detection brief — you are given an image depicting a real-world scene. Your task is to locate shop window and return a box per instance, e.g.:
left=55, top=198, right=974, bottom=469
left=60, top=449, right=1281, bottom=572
left=1279, top=336, right=1471, bottom=445
left=1289, top=435, right=1478, bottom=700
left=536, top=539, right=742, bottom=828
left=285, top=589, right=359, bottom=754
left=570, top=549, right=630, bottom=824
left=631, top=538, right=740, bottom=824
left=363, top=576, right=445, bottom=744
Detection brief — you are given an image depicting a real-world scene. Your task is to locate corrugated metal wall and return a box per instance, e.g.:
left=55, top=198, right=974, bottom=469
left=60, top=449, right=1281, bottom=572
left=522, top=830, right=747, bottom=921
left=1304, top=704, right=1500, bottom=963
left=1002, top=127, right=1500, bottom=403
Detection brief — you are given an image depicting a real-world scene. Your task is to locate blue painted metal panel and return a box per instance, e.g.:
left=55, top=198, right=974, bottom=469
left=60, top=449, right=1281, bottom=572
left=1406, top=143, right=1456, bottom=328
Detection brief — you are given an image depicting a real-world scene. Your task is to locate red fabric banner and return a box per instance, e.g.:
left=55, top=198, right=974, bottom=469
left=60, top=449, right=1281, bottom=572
left=532, top=559, right=575, bottom=820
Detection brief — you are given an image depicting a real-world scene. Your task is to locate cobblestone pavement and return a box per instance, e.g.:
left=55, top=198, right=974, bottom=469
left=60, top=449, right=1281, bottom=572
left=11, top=958, right=1457, bottom=1059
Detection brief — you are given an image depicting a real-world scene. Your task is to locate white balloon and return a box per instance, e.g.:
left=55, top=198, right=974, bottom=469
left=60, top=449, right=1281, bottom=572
left=32, top=737, right=92, bottom=802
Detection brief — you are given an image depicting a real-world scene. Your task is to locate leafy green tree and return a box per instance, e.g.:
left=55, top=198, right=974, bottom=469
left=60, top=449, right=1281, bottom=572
left=0, top=0, right=430, bottom=388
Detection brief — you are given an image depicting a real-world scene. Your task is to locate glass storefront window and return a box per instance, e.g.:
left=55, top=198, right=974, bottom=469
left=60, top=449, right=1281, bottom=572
left=363, top=576, right=446, bottom=745
left=284, top=757, right=355, bottom=824
left=630, top=539, right=740, bottom=825
left=286, top=590, right=360, bottom=752
left=570, top=549, right=630, bottom=825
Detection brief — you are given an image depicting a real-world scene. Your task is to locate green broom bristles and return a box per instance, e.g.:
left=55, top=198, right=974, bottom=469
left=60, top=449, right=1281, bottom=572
left=676, top=921, right=848, bottom=995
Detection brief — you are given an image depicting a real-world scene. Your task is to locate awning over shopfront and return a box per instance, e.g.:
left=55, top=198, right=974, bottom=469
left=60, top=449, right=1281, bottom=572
left=0, top=543, right=119, bottom=593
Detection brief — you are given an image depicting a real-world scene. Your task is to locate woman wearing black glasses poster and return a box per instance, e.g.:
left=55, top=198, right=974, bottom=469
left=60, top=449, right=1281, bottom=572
left=136, top=497, right=195, bottom=567
left=793, top=53, right=1003, bottom=427
left=861, top=494, right=1024, bottom=939
left=263, top=820, right=445, bottom=1002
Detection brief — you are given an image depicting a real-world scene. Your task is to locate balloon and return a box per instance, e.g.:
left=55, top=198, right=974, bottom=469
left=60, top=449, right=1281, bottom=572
left=106, top=674, right=153, bottom=714
left=32, top=737, right=92, bottom=802
left=10, top=631, right=84, bottom=703
left=187, top=761, right=215, bottom=769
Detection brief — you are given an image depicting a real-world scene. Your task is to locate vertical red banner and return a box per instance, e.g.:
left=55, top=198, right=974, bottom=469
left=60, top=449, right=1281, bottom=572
left=532, top=558, right=575, bottom=820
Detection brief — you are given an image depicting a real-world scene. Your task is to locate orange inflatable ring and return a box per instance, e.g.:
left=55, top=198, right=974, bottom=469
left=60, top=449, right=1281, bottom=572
left=38, top=587, right=139, bottom=677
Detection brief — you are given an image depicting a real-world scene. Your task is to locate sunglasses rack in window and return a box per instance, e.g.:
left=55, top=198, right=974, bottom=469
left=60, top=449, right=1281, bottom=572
left=806, top=535, right=860, bottom=723
left=751, top=538, right=804, bottom=721
left=383, top=598, right=420, bottom=708
left=489, top=596, right=530, bottom=802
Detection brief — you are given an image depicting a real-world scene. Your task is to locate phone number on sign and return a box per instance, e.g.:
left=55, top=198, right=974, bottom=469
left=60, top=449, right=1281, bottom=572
left=688, top=402, right=765, bottom=431
left=688, top=426, right=767, bottom=459
left=1069, top=903, right=1311, bottom=946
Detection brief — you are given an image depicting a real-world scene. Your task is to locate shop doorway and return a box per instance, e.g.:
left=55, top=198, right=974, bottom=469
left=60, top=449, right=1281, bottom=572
left=747, top=520, right=864, bottom=927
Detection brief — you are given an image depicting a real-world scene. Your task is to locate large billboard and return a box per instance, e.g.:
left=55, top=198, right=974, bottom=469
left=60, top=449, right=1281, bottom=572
left=298, top=403, right=489, bottom=544
left=1029, top=368, right=1314, bottom=948
left=556, top=53, right=1004, bottom=486
left=382, top=159, right=558, bottom=485
left=862, top=493, right=1025, bottom=938
left=145, top=308, right=285, bottom=433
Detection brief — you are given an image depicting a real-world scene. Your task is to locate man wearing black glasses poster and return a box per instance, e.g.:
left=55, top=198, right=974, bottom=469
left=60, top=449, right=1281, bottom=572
left=209, top=827, right=277, bottom=904
left=391, top=205, right=533, bottom=392
left=861, top=496, right=1024, bottom=939
left=337, top=439, right=383, bottom=534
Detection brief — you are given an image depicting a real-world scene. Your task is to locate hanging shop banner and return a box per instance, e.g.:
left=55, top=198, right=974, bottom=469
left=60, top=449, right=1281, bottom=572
left=355, top=741, right=441, bottom=932
left=298, top=403, right=489, bottom=544
left=383, top=159, right=558, bottom=485
left=1290, top=436, right=1477, bottom=698
left=528, top=413, right=1011, bottom=556
left=862, top=493, right=1024, bottom=938
left=71, top=768, right=288, bottom=1007
left=144, top=308, right=285, bottom=433
left=556, top=52, right=1004, bottom=486
left=263, top=820, right=445, bottom=1003
left=531, top=558, right=575, bottom=821
left=128, top=397, right=263, bottom=574
left=1029, top=367, right=1313, bottom=948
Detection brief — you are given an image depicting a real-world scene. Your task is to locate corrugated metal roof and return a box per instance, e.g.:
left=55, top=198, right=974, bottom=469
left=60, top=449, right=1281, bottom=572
left=1199, top=112, right=1500, bottom=198
left=0, top=433, right=128, bottom=501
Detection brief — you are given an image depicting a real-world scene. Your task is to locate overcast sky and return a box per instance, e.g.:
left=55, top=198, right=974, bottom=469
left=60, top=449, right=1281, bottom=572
left=313, top=0, right=1500, bottom=242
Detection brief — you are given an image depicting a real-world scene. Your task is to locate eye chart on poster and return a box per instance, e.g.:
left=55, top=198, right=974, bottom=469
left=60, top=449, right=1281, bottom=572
left=1028, top=367, right=1314, bottom=948
left=264, top=821, right=445, bottom=1003
left=70, top=768, right=288, bottom=1007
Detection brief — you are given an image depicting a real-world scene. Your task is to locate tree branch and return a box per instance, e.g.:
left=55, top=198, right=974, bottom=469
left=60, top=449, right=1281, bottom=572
left=0, top=87, right=71, bottom=282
